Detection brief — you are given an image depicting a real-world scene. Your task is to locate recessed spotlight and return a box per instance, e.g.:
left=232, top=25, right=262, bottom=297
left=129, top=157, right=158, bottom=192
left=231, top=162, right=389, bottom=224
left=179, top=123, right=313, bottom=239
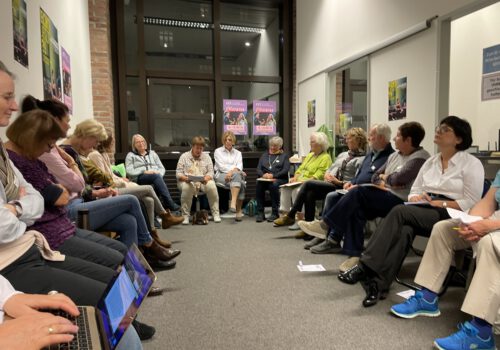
left=163, top=43, right=168, bottom=48
left=245, top=42, right=251, bottom=47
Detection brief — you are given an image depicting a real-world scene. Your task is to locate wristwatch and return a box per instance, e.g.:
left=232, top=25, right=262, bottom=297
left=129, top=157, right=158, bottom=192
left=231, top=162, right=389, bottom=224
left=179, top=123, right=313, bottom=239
left=442, top=201, right=447, bottom=208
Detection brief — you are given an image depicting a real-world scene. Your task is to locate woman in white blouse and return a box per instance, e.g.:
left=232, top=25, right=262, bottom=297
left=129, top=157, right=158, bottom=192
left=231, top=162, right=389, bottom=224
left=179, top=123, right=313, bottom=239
left=214, top=131, right=245, bottom=221
left=338, top=116, right=485, bottom=308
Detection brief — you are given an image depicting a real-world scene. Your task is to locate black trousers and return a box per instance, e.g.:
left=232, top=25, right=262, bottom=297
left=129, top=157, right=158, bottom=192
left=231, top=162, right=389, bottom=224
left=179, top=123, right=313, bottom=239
left=360, top=204, right=449, bottom=290
left=256, top=178, right=287, bottom=215
left=288, top=180, right=339, bottom=221
left=1, top=245, right=111, bottom=306
left=324, top=186, right=404, bottom=256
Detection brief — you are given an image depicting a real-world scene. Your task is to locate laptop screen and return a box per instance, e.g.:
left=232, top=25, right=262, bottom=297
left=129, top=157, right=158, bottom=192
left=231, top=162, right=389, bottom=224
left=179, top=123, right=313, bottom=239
left=97, top=245, right=155, bottom=349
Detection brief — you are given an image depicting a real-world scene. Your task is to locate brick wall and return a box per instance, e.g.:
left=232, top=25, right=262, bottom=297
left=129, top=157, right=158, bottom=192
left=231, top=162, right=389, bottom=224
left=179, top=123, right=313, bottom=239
left=88, top=0, right=114, bottom=132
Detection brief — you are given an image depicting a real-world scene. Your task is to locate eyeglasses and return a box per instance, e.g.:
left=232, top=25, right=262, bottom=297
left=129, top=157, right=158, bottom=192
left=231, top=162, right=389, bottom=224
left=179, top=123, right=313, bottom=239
left=435, top=125, right=453, bottom=134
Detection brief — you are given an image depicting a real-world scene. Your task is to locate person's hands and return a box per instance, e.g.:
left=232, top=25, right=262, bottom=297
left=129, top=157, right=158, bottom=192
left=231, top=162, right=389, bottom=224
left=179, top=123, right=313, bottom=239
left=4, top=293, right=79, bottom=318
left=343, top=182, right=353, bottom=190
left=108, top=188, right=119, bottom=197
left=144, top=170, right=158, bottom=175
left=203, top=175, right=211, bottom=184
left=457, top=220, right=490, bottom=242
left=179, top=175, right=190, bottom=183
left=54, top=185, right=70, bottom=207
left=55, top=145, right=74, bottom=165
left=289, top=176, right=296, bottom=183
left=224, top=172, right=232, bottom=182
left=324, top=173, right=334, bottom=183
left=262, top=173, right=274, bottom=179
left=0, top=313, right=78, bottom=350
left=93, top=188, right=112, bottom=199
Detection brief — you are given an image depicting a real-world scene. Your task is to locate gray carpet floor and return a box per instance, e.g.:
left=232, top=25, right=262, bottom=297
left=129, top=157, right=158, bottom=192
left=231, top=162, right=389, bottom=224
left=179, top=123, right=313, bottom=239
left=140, top=216, right=499, bottom=350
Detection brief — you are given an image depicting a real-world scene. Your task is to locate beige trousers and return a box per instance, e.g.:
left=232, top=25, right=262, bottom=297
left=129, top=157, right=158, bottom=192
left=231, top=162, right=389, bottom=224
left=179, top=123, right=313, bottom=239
left=415, top=219, right=500, bottom=324
left=118, top=184, right=165, bottom=226
left=278, top=184, right=302, bottom=213
left=178, top=180, right=219, bottom=217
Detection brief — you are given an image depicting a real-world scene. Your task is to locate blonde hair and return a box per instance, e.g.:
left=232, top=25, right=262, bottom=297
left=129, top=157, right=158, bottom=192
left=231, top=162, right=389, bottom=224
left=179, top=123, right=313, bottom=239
left=72, top=119, right=107, bottom=141
left=345, top=127, right=368, bottom=151
left=269, top=136, right=283, bottom=149
left=221, top=130, right=236, bottom=145
left=131, top=134, right=147, bottom=152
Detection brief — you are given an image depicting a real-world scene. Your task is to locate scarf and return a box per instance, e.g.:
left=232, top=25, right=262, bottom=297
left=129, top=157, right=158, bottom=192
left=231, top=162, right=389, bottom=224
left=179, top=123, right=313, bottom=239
left=0, top=139, right=19, bottom=201
left=336, top=149, right=365, bottom=181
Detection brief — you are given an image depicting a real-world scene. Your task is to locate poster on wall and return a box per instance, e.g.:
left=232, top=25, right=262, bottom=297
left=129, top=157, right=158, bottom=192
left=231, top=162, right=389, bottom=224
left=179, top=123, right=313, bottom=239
left=223, top=99, right=248, bottom=135
left=12, top=0, right=28, bottom=68
left=253, top=100, right=276, bottom=136
left=388, top=77, right=407, bottom=121
left=482, top=44, right=500, bottom=101
left=40, top=8, right=62, bottom=101
left=307, top=100, right=316, bottom=128
left=61, top=47, right=73, bottom=113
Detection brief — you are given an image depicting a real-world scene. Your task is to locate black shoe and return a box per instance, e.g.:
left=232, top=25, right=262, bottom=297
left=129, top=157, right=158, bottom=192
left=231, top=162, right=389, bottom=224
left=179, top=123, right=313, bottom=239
left=132, top=319, right=156, bottom=340
left=147, top=286, right=164, bottom=297
left=266, top=213, right=279, bottom=222
left=362, top=280, right=380, bottom=307
left=256, top=213, right=264, bottom=223
left=147, top=257, right=177, bottom=271
left=302, top=233, right=314, bottom=241
left=338, top=264, right=366, bottom=285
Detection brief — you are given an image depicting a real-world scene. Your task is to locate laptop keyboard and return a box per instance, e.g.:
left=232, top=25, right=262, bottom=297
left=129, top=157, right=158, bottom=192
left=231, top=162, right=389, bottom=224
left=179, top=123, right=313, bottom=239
left=43, top=306, right=94, bottom=350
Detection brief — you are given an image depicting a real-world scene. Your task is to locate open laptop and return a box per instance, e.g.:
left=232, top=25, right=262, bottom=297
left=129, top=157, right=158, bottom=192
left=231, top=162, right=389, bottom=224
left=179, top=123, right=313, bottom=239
left=46, top=244, right=156, bottom=350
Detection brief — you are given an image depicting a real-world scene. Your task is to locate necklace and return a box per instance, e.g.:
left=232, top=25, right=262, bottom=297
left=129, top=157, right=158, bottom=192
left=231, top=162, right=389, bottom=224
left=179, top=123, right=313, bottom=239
left=268, top=154, right=280, bottom=169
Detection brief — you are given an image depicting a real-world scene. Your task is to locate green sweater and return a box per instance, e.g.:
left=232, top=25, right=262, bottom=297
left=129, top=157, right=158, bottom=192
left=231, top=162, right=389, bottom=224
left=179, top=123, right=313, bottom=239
left=295, top=152, right=332, bottom=181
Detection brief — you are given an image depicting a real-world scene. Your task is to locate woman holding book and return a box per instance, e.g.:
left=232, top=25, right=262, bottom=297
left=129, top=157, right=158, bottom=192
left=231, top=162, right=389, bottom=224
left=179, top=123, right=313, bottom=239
left=272, top=131, right=333, bottom=229
left=255, top=136, right=290, bottom=222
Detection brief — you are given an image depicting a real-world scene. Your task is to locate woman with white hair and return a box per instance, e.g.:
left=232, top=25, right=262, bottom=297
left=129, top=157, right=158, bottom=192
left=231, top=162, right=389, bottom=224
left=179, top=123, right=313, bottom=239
left=273, top=132, right=332, bottom=227
left=125, top=134, right=179, bottom=211
left=255, top=136, right=290, bottom=222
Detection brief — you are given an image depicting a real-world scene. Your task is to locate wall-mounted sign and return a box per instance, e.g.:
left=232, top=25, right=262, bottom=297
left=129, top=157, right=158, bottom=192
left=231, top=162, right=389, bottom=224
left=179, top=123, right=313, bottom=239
left=253, top=100, right=276, bottom=136
left=223, top=99, right=248, bottom=135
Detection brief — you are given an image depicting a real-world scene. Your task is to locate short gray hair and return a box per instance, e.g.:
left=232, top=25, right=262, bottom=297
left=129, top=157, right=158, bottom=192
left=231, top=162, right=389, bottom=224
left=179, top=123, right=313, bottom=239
left=310, top=132, right=329, bottom=153
left=0, top=61, right=14, bottom=78
left=372, top=123, right=391, bottom=142
left=268, top=136, right=283, bottom=149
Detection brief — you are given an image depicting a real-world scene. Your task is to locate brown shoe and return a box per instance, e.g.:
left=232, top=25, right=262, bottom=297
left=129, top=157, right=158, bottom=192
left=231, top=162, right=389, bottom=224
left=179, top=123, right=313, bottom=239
left=160, top=209, right=184, bottom=229
left=142, top=241, right=181, bottom=261
left=150, top=229, right=172, bottom=248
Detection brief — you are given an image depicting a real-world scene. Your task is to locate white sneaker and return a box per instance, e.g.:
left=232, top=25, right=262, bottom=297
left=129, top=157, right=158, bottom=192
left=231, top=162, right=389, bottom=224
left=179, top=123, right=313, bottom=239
left=182, top=216, right=190, bottom=225
left=213, top=215, right=221, bottom=223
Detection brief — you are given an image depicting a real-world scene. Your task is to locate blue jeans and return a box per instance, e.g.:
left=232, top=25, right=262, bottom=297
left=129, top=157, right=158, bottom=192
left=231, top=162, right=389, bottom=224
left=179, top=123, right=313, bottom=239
left=137, top=173, right=178, bottom=210
left=67, top=195, right=152, bottom=247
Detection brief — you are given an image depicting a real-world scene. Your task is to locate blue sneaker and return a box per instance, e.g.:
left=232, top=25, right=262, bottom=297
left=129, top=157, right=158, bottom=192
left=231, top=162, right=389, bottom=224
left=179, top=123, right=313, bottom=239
left=390, top=291, right=440, bottom=319
left=433, top=321, right=496, bottom=350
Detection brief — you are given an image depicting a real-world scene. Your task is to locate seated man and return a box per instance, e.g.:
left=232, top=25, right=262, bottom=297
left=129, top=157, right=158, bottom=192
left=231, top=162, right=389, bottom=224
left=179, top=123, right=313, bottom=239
left=390, top=169, right=500, bottom=350
left=176, top=136, right=220, bottom=224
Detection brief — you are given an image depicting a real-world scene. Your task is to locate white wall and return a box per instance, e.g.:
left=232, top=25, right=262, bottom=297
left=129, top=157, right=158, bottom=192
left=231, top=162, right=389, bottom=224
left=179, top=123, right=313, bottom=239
left=297, top=73, right=327, bottom=155
left=370, top=26, right=439, bottom=153
left=0, top=0, right=93, bottom=139
left=449, top=1, right=500, bottom=151
left=296, top=0, right=487, bottom=154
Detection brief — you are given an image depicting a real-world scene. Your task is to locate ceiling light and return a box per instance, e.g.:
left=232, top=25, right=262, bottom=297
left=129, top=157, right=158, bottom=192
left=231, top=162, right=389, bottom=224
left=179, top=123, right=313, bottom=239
left=245, top=42, right=251, bottom=47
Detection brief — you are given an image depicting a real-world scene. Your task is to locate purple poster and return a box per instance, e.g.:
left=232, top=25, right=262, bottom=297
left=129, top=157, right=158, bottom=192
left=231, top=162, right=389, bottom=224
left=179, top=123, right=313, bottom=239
left=61, top=47, right=72, bottom=113
left=253, top=100, right=276, bottom=136
left=223, top=99, right=248, bottom=136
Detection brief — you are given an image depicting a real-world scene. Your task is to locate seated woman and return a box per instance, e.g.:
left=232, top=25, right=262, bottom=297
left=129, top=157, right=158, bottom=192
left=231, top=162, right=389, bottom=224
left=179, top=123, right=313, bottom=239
left=273, top=131, right=332, bottom=229
left=255, top=136, right=290, bottom=223
left=302, top=122, right=430, bottom=271
left=214, top=131, right=246, bottom=221
left=125, top=134, right=179, bottom=211
left=274, top=128, right=365, bottom=231
left=390, top=169, right=500, bottom=350
left=338, top=116, right=484, bottom=308
left=89, top=130, right=183, bottom=243
left=176, top=136, right=220, bottom=224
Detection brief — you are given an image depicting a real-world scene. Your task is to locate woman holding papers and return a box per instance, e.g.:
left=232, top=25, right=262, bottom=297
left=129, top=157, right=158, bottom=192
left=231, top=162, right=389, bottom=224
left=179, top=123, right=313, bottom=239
left=214, top=131, right=246, bottom=221
left=255, top=136, right=290, bottom=222
left=390, top=169, right=500, bottom=350
left=338, top=116, right=484, bottom=308
left=273, top=128, right=366, bottom=230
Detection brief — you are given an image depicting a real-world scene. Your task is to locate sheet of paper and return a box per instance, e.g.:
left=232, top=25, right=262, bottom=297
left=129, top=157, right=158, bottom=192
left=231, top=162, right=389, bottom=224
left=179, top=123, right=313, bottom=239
left=336, top=189, right=348, bottom=195
left=257, top=177, right=275, bottom=182
left=404, top=201, right=432, bottom=206
left=297, top=264, right=326, bottom=272
left=280, top=181, right=303, bottom=188
left=446, top=208, right=483, bottom=224
left=396, top=289, right=416, bottom=299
